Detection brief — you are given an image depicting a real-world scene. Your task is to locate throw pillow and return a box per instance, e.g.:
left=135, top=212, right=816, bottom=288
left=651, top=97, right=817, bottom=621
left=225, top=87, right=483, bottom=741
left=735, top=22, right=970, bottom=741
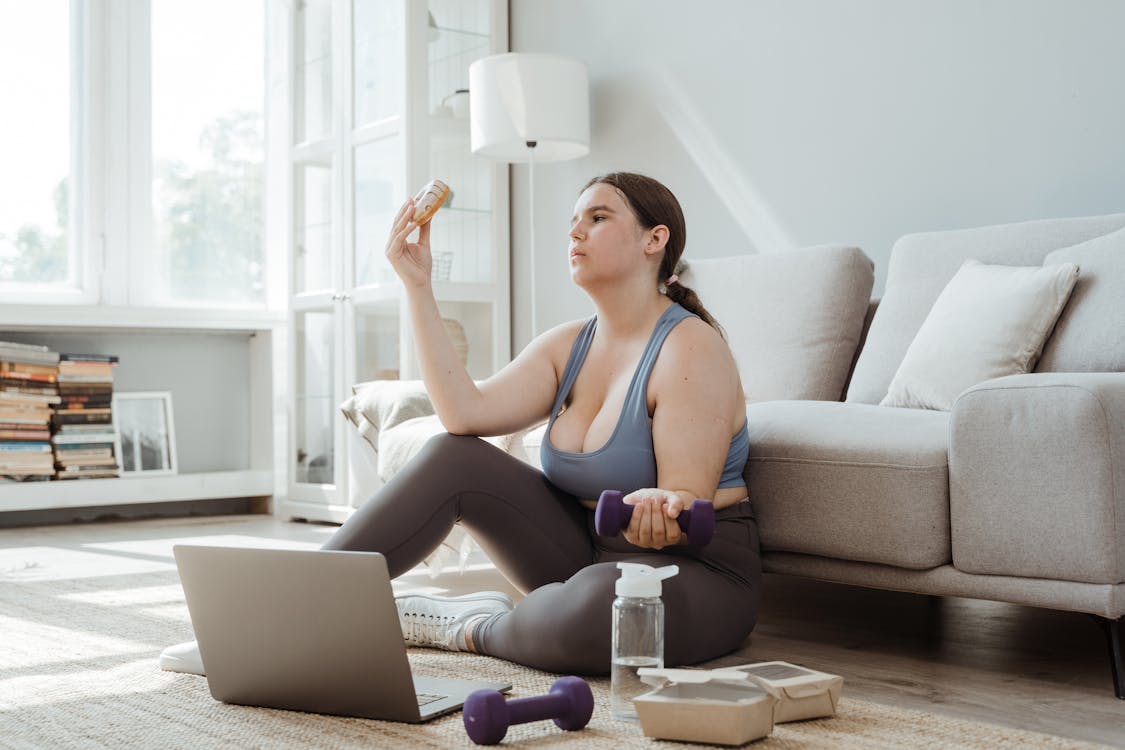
left=678, top=245, right=874, bottom=403
left=377, top=414, right=449, bottom=480
left=339, top=380, right=435, bottom=453
left=376, top=414, right=530, bottom=481
left=880, top=259, right=1079, bottom=411
left=1037, top=225, right=1125, bottom=372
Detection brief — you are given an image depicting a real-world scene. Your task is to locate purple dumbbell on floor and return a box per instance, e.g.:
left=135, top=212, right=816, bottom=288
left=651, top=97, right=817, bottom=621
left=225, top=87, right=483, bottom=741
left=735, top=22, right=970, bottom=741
left=463, top=676, right=594, bottom=745
left=594, top=489, right=716, bottom=545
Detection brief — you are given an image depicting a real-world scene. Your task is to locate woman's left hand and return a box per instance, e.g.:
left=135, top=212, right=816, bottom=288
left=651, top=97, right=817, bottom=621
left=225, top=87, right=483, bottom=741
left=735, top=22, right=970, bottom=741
left=621, top=488, right=684, bottom=549
left=385, top=198, right=433, bottom=289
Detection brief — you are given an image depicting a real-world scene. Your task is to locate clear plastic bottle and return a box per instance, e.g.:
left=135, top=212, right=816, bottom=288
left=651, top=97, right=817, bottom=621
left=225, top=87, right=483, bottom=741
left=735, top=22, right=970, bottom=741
left=610, top=562, right=679, bottom=721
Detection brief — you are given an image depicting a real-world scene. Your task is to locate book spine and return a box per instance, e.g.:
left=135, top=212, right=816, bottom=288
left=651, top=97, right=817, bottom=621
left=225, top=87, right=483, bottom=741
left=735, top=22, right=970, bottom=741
left=59, top=353, right=120, bottom=363
left=51, top=434, right=117, bottom=445
left=52, top=413, right=114, bottom=425
left=0, top=371, right=58, bottom=384
left=0, top=430, right=52, bottom=440
left=0, top=442, right=53, bottom=452
left=0, top=413, right=51, bottom=424
left=0, top=349, right=60, bottom=366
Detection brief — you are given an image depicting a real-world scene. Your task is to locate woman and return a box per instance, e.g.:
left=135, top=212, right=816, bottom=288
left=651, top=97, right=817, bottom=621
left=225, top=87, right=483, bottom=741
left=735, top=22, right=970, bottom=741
left=161, top=172, right=759, bottom=676
left=330, top=171, right=759, bottom=674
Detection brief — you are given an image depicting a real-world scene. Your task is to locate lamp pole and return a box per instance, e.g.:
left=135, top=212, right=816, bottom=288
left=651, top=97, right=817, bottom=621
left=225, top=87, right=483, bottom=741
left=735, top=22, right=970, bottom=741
left=526, top=140, right=537, bottom=338
left=468, top=53, right=590, bottom=341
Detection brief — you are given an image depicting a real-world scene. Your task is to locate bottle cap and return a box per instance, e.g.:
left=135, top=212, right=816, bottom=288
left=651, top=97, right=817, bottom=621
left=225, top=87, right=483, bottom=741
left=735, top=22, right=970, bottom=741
left=615, top=562, right=679, bottom=598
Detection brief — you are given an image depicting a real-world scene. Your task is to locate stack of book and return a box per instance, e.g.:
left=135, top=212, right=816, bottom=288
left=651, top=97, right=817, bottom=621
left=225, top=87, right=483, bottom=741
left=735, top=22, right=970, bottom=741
left=52, top=353, right=120, bottom=480
left=0, top=341, right=61, bottom=481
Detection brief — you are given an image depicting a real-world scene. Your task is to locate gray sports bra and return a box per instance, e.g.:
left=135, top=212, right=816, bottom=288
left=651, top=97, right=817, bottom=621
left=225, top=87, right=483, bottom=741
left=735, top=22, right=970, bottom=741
left=540, top=303, right=750, bottom=500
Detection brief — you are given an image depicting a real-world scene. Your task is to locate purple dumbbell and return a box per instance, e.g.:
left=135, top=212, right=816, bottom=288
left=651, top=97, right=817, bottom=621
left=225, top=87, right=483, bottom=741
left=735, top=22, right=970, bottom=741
left=594, top=489, right=716, bottom=545
left=463, top=676, right=594, bottom=745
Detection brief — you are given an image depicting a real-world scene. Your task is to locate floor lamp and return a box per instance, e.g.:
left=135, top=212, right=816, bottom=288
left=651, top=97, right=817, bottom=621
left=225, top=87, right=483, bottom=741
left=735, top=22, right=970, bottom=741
left=469, top=53, right=590, bottom=337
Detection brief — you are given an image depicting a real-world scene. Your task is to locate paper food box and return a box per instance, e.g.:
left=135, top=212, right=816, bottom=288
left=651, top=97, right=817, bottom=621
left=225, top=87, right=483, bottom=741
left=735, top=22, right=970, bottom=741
left=726, top=661, right=843, bottom=723
left=633, top=668, right=777, bottom=746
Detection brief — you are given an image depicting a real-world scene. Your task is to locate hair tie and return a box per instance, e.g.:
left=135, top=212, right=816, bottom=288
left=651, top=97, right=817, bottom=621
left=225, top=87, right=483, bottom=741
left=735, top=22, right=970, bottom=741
left=666, top=274, right=679, bottom=285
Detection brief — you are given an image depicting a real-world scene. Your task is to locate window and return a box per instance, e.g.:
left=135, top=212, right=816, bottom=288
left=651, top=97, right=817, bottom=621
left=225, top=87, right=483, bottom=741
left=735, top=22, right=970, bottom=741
left=151, top=1, right=265, bottom=304
left=0, top=1, right=269, bottom=309
left=0, top=3, right=80, bottom=291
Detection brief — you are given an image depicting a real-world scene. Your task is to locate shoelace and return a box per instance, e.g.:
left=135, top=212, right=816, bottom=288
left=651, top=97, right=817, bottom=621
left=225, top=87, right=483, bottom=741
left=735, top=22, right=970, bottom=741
left=400, top=609, right=458, bottom=649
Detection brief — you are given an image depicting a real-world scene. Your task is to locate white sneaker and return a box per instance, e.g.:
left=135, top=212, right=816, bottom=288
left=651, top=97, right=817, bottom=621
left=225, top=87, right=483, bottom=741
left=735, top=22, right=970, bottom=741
left=395, top=591, right=514, bottom=651
left=159, top=639, right=204, bottom=676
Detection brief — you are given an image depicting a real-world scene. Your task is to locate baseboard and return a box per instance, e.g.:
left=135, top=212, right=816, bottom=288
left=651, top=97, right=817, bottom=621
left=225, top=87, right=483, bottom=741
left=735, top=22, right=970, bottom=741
left=0, top=496, right=270, bottom=528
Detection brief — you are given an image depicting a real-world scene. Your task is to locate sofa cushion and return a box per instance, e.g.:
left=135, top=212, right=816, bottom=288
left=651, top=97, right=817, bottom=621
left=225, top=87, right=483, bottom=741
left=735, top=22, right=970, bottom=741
left=679, top=245, right=873, bottom=403
left=881, top=260, right=1078, bottom=411
left=1037, top=226, right=1125, bottom=372
left=745, top=400, right=950, bottom=569
left=846, top=213, right=1125, bottom=404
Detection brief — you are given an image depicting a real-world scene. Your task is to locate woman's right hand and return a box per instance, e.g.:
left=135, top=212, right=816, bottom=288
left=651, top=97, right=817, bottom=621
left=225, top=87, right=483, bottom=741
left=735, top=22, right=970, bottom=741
left=621, top=491, right=685, bottom=549
left=385, top=198, right=433, bottom=289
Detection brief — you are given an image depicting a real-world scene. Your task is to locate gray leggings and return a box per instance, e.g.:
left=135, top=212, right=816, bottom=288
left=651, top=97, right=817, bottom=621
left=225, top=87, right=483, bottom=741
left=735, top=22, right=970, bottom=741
left=322, top=434, right=761, bottom=675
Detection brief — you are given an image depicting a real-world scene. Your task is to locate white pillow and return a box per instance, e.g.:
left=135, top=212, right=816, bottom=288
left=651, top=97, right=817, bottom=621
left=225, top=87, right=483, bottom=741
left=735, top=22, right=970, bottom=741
left=377, top=414, right=449, bottom=481
left=881, top=259, right=1079, bottom=411
left=338, top=380, right=435, bottom=453
left=376, top=414, right=532, bottom=482
left=679, top=245, right=874, bottom=402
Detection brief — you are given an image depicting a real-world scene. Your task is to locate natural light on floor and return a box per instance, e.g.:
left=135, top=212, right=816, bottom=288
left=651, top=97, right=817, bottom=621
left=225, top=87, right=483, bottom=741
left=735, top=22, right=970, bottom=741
left=0, top=517, right=517, bottom=717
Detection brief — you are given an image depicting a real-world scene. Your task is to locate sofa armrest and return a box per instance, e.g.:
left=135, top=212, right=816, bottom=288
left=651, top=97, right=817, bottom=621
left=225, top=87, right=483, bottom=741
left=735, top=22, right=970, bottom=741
left=949, top=372, right=1125, bottom=584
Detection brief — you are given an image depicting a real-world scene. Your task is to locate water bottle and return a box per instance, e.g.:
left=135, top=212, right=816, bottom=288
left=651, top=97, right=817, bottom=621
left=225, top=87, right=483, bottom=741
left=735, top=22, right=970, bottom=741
left=610, top=562, right=679, bottom=721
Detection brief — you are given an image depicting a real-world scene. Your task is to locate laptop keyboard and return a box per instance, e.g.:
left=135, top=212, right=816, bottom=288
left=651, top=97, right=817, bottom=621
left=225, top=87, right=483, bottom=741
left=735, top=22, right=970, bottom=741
left=416, top=692, right=446, bottom=707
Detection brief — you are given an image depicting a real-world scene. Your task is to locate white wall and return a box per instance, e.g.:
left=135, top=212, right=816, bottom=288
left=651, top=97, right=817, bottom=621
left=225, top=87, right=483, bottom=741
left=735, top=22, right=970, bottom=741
left=509, top=0, right=1125, bottom=349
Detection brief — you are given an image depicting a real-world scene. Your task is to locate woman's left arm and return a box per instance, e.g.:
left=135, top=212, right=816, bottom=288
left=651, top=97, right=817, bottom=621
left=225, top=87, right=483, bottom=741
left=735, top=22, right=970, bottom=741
left=622, top=318, right=743, bottom=549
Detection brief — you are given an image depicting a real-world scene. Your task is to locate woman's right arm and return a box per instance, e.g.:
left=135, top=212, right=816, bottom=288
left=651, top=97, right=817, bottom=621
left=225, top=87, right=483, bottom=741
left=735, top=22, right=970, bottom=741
left=386, top=198, right=569, bottom=437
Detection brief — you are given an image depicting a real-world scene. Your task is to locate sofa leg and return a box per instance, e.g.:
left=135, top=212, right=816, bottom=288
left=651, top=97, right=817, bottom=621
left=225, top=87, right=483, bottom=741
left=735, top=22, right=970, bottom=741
left=1089, top=614, right=1125, bottom=699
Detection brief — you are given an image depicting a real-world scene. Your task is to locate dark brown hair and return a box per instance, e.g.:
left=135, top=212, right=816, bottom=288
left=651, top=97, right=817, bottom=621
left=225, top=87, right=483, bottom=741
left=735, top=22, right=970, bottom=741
left=582, top=172, right=724, bottom=336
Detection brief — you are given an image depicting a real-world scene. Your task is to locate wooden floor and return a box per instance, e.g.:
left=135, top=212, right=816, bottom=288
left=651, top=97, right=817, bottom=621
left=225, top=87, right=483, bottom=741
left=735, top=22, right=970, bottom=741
left=3, top=513, right=1121, bottom=747
left=742, top=573, right=1124, bottom=747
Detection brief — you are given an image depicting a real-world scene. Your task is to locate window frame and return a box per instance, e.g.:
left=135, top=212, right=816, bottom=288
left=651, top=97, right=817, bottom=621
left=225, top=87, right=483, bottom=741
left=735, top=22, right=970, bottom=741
left=0, top=0, right=96, bottom=304
left=0, top=0, right=277, bottom=312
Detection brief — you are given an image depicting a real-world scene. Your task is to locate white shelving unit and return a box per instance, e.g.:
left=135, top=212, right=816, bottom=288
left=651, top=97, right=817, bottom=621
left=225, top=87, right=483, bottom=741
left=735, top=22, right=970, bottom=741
left=0, top=307, right=285, bottom=516
left=280, top=0, right=510, bottom=523
left=0, top=471, right=273, bottom=512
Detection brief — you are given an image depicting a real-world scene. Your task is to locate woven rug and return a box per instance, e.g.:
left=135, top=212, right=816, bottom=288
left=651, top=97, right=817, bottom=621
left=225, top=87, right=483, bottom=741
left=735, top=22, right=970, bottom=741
left=4, top=646, right=1116, bottom=750
left=0, top=545, right=1113, bottom=749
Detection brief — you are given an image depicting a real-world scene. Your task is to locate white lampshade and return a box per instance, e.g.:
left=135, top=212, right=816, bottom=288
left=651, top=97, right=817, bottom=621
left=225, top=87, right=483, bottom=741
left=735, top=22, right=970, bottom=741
left=469, top=53, right=590, bottom=163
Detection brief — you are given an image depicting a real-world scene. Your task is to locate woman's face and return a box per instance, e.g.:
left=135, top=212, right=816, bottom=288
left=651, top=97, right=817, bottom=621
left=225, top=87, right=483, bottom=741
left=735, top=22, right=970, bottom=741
left=567, top=183, right=648, bottom=287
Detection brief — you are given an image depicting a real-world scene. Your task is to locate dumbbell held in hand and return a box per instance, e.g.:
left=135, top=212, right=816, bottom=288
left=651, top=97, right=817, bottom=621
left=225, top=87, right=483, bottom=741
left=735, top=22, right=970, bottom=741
left=463, top=676, right=594, bottom=745
left=594, top=489, right=716, bottom=545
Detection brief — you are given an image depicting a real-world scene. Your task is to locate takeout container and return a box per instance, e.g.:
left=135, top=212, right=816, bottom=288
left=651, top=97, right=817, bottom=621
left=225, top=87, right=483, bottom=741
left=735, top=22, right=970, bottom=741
left=726, top=661, right=843, bottom=723
left=633, top=668, right=777, bottom=746
left=633, top=662, right=844, bottom=745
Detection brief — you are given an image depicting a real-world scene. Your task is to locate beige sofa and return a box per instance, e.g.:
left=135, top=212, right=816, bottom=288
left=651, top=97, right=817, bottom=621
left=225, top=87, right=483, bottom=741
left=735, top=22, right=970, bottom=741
left=341, top=213, right=1125, bottom=697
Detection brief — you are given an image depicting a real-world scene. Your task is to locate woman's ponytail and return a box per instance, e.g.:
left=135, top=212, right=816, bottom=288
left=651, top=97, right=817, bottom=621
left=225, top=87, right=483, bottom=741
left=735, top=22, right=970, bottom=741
left=664, top=269, right=725, bottom=339
left=582, top=172, right=726, bottom=338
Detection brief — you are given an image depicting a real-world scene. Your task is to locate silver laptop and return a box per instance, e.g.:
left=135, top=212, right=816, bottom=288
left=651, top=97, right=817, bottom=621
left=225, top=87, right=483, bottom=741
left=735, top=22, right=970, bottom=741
left=173, top=545, right=512, bottom=722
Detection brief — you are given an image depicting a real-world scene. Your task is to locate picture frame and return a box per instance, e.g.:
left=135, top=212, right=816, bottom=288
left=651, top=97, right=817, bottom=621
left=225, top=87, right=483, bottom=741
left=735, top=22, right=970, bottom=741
left=113, top=391, right=178, bottom=477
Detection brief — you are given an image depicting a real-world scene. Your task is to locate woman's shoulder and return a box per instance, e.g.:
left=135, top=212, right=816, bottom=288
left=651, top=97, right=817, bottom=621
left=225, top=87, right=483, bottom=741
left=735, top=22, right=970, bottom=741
left=521, top=317, right=591, bottom=363
left=664, top=313, right=728, bottom=357
left=552, top=317, right=593, bottom=335
left=656, top=314, right=741, bottom=392
left=538, top=317, right=590, bottom=347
